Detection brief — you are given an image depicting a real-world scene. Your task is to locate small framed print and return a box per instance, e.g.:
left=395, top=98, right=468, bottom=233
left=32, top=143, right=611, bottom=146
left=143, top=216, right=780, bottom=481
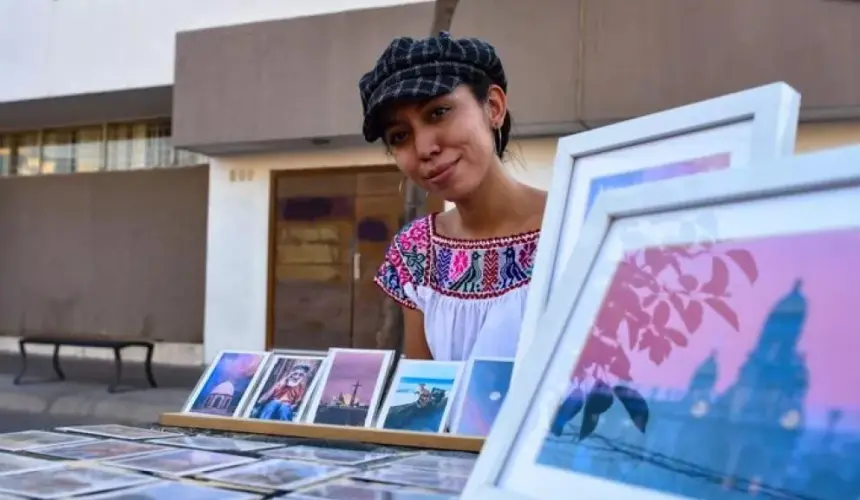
left=466, top=146, right=860, bottom=499
left=450, top=357, right=515, bottom=437
left=305, top=348, right=395, bottom=427
left=516, top=82, right=801, bottom=368
left=376, top=360, right=464, bottom=433
left=240, top=354, right=326, bottom=422
left=181, top=350, right=271, bottom=418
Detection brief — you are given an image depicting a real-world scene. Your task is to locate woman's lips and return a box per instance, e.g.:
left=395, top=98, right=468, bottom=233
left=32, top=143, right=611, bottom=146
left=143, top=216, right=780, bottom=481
left=425, top=159, right=458, bottom=185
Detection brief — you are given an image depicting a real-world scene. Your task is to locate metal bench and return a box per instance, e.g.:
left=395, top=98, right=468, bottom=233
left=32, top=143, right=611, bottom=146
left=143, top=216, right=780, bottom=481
left=13, top=335, right=158, bottom=393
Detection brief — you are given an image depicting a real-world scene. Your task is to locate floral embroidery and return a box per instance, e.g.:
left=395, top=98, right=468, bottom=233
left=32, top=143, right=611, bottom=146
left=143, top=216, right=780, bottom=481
left=373, top=214, right=540, bottom=302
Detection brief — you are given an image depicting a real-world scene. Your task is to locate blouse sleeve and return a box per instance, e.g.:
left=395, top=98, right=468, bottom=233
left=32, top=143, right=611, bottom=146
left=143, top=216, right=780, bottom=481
left=374, top=243, right=419, bottom=310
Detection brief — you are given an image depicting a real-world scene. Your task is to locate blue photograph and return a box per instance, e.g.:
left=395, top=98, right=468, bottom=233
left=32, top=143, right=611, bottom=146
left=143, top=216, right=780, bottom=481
left=454, top=358, right=514, bottom=436
left=380, top=361, right=462, bottom=433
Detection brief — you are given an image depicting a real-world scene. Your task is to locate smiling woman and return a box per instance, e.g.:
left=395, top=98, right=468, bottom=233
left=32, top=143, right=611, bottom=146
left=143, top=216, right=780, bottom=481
left=358, top=32, right=547, bottom=362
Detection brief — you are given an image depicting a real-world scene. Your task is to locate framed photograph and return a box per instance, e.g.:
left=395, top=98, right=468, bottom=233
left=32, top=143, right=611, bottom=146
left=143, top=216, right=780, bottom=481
left=78, top=480, right=259, bottom=499
left=199, top=458, right=353, bottom=491
left=272, top=348, right=330, bottom=358
left=450, top=357, right=515, bottom=437
left=466, top=146, right=860, bottom=499
left=55, top=424, right=183, bottom=441
left=375, top=360, right=463, bottom=433
left=305, top=348, right=395, bottom=427
left=181, top=350, right=271, bottom=418
left=148, top=435, right=282, bottom=453
left=0, top=453, right=56, bottom=476
left=0, top=430, right=95, bottom=452
left=33, top=439, right=167, bottom=461
left=240, top=354, right=326, bottom=422
left=291, top=479, right=458, bottom=499
left=262, top=445, right=393, bottom=466
left=104, top=448, right=255, bottom=477
left=0, top=464, right=155, bottom=499
left=516, top=82, right=801, bottom=368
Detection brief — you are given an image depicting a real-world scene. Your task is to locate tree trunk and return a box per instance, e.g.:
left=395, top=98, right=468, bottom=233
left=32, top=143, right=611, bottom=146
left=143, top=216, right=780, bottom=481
left=376, top=0, right=461, bottom=354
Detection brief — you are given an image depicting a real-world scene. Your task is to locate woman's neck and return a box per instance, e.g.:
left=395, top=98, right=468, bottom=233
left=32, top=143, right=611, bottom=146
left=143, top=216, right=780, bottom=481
left=451, top=164, right=543, bottom=239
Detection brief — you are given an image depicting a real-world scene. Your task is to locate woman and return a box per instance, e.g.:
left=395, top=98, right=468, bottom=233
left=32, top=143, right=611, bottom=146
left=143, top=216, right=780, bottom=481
left=360, top=32, right=546, bottom=362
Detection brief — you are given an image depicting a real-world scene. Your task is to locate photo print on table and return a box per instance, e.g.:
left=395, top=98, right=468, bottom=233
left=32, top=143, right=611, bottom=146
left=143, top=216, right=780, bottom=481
left=537, top=227, right=860, bottom=499
left=77, top=479, right=260, bottom=500
left=0, top=464, right=154, bottom=499
left=376, top=360, right=463, bottom=433
left=33, top=439, right=168, bottom=461
left=200, top=458, right=353, bottom=492
left=263, top=445, right=393, bottom=466
left=55, top=424, right=183, bottom=441
left=148, top=435, right=283, bottom=453
left=182, top=350, right=271, bottom=418
left=451, top=357, right=514, bottom=437
left=0, top=430, right=95, bottom=452
left=0, top=453, right=56, bottom=476
left=351, top=465, right=468, bottom=494
left=291, top=479, right=459, bottom=499
left=388, top=453, right=475, bottom=476
left=104, top=448, right=255, bottom=477
left=242, top=354, right=325, bottom=422
left=305, top=349, right=395, bottom=427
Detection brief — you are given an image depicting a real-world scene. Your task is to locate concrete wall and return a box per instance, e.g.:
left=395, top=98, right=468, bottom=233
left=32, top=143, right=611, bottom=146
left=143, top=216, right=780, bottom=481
left=0, top=0, right=428, bottom=103
left=0, top=167, right=209, bottom=346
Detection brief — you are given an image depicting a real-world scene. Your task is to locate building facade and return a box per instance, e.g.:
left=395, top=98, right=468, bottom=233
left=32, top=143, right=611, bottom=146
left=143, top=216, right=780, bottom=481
left=2, top=0, right=860, bottom=365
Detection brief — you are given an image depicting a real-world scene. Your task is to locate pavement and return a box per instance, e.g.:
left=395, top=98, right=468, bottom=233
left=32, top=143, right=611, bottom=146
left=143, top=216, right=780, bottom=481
left=0, top=352, right=204, bottom=432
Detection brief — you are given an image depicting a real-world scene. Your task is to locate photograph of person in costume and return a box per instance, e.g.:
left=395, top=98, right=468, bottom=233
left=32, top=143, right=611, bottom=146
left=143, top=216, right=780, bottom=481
left=360, top=32, right=547, bottom=363
left=246, top=356, right=323, bottom=422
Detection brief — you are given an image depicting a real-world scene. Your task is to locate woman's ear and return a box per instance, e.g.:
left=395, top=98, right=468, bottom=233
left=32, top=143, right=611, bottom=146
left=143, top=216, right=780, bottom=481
left=485, top=84, right=508, bottom=127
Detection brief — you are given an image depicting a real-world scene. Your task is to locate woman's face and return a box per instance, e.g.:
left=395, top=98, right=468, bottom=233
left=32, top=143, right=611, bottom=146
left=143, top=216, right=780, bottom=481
left=382, top=85, right=507, bottom=202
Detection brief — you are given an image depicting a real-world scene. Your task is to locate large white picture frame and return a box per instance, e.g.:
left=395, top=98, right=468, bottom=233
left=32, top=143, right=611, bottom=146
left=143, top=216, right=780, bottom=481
left=515, top=82, right=801, bottom=368
left=465, top=146, right=860, bottom=500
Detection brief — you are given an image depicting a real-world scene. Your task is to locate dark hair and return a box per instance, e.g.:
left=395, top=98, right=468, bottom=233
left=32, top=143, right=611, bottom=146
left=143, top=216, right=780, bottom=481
left=467, top=74, right=512, bottom=159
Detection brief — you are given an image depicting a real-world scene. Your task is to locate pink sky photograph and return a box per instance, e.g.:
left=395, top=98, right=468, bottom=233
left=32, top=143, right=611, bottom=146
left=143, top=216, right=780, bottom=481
left=580, top=228, right=860, bottom=428
left=318, top=351, right=387, bottom=403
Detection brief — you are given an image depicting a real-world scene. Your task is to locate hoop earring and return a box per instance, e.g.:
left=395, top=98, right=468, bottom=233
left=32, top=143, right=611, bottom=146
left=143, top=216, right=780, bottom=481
left=494, top=126, right=503, bottom=156
left=398, top=178, right=405, bottom=196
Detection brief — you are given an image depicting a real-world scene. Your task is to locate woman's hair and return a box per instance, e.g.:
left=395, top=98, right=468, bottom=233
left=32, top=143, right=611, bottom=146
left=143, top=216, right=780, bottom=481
left=467, top=74, right=513, bottom=159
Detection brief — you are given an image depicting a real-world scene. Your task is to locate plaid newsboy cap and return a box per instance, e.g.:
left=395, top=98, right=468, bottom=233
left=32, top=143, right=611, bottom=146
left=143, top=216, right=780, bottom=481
left=358, top=31, right=507, bottom=143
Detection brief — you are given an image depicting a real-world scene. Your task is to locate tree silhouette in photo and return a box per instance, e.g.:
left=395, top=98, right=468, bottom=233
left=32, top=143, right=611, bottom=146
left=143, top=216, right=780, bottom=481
left=551, top=228, right=759, bottom=440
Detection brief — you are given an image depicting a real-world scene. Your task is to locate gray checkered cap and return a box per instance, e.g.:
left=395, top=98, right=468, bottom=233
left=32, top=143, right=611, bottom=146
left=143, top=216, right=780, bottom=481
left=359, top=31, right=507, bottom=143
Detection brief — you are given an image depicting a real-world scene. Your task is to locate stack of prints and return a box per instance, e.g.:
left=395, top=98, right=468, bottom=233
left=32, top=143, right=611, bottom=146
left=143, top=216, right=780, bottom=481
left=0, top=423, right=476, bottom=498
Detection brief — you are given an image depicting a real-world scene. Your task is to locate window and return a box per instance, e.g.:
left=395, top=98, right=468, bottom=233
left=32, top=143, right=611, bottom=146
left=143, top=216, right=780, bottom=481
left=0, top=119, right=207, bottom=176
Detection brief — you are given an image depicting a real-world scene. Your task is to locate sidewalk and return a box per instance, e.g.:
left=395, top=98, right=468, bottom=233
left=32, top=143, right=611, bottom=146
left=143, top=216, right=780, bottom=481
left=0, top=353, right=203, bottom=432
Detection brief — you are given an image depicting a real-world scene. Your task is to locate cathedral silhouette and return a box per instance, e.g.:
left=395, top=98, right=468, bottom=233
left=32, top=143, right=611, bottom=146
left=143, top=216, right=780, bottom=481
left=539, top=279, right=860, bottom=499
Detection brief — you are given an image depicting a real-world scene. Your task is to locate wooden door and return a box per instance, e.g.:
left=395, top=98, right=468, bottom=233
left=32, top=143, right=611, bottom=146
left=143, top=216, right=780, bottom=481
left=269, top=168, right=442, bottom=351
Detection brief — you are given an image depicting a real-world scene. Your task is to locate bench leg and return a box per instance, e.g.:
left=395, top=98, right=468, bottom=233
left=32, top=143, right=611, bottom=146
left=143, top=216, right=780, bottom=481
left=13, top=341, right=27, bottom=385
left=52, top=345, right=66, bottom=381
left=144, top=345, right=157, bottom=388
left=108, top=347, right=123, bottom=393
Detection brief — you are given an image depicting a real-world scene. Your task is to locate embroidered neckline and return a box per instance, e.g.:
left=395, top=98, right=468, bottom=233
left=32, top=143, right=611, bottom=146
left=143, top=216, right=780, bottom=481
left=428, top=212, right=540, bottom=249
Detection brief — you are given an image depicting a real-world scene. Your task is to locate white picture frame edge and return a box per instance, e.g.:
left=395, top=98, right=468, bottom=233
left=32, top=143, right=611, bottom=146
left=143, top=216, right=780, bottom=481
left=450, top=356, right=515, bottom=436
left=304, top=348, right=396, bottom=427
left=515, top=81, right=801, bottom=371
left=374, top=359, right=465, bottom=433
left=238, top=353, right=327, bottom=421
left=181, top=349, right=272, bottom=418
left=465, top=145, right=860, bottom=500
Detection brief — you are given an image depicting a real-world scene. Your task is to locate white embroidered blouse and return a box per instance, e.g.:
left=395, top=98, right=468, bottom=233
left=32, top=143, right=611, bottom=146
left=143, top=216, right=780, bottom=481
left=373, top=213, right=540, bottom=362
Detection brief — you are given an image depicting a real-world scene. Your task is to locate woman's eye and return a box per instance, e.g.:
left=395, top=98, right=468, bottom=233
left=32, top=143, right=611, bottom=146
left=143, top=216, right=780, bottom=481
left=430, top=106, right=450, bottom=119
left=387, top=131, right=408, bottom=145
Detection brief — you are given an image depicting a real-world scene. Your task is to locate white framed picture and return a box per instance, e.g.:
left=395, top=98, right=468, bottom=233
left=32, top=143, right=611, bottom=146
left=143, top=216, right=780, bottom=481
left=240, top=354, right=327, bottom=422
left=375, top=359, right=464, bottom=433
left=465, top=146, right=860, bottom=500
left=450, top=357, right=515, bottom=437
left=181, top=350, right=271, bottom=418
left=516, top=82, right=801, bottom=368
left=304, top=348, right=395, bottom=427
